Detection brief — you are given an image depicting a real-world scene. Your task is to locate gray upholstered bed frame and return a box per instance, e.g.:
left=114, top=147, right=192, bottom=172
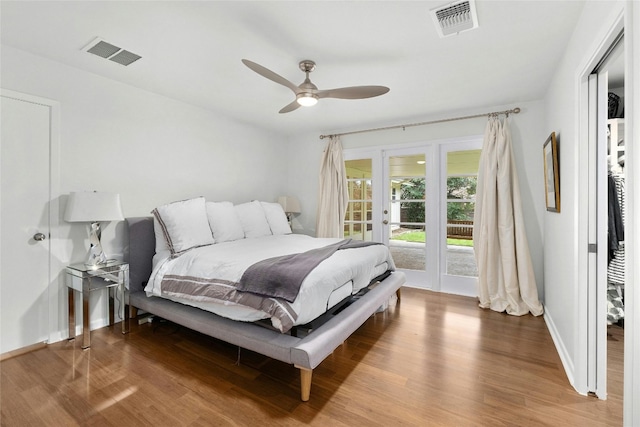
left=125, top=217, right=405, bottom=401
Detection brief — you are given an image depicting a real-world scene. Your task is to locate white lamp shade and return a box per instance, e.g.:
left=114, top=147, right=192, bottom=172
left=277, top=196, right=301, bottom=214
left=64, top=191, right=124, bottom=222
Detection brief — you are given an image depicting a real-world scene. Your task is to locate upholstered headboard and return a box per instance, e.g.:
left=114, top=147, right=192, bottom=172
left=125, top=217, right=155, bottom=294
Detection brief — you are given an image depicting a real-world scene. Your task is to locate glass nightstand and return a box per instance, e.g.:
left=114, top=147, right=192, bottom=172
left=66, top=260, right=129, bottom=349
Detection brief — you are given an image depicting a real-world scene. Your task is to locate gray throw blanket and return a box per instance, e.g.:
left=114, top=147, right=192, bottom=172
left=236, top=239, right=381, bottom=302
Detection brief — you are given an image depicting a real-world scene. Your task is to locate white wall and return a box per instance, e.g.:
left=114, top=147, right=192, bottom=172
left=543, top=0, right=625, bottom=393
left=1, top=45, right=289, bottom=338
left=286, top=100, right=548, bottom=300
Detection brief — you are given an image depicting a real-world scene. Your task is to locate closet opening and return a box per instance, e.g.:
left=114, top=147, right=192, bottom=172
left=586, top=29, right=625, bottom=409
left=601, top=36, right=625, bottom=406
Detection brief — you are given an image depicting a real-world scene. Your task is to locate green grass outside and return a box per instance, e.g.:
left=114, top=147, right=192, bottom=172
left=391, top=231, right=474, bottom=247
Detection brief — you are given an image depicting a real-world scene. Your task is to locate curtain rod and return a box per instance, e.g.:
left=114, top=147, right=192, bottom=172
left=319, top=107, right=521, bottom=140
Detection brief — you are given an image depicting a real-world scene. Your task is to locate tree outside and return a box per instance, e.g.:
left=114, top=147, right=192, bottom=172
left=400, top=178, right=425, bottom=225
left=447, top=176, right=476, bottom=221
left=399, top=176, right=477, bottom=223
left=395, top=176, right=476, bottom=245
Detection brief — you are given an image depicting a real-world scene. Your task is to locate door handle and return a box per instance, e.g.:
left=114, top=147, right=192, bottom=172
left=33, top=232, right=46, bottom=241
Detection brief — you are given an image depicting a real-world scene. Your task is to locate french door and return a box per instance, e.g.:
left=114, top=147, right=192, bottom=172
left=382, top=146, right=434, bottom=287
left=440, top=141, right=481, bottom=296
left=344, top=137, right=481, bottom=294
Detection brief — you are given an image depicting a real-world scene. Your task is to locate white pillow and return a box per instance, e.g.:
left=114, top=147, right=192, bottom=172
left=234, top=201, right=272, bottom=238
left=206, top=201, right=245, bottom=243
left=260, top=201, right=292, bottom=235
left=151, top=197, right=214, bottom=256
left=153, top=215, right=169, bottom=253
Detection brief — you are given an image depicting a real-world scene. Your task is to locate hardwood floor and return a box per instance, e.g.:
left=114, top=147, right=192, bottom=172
left=1, top=288, right=623, bottom=426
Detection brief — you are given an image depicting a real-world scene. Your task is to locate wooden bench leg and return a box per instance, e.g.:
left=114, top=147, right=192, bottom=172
left=296, top=366, right=313, bottom=402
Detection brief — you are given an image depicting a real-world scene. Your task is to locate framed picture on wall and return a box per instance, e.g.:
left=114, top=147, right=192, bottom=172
left=543, top=132, right=560, bottom=212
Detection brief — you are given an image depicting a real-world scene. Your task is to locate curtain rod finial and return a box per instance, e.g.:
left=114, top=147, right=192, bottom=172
left=513, top=107, right=521, bottom=114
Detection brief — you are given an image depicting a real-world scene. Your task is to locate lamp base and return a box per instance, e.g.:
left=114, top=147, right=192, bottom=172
left=85, top=222, right=108, bottom=267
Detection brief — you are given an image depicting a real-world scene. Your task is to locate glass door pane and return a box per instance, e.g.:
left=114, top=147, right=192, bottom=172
left=445, top=149, right=480, bottom=277
left=387, top=153, right=427, bottom=272
left=345, top=158, right=374, bottom=241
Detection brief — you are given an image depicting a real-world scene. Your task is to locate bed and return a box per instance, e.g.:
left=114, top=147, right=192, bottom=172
left=125, top=199, right=405, bottom=401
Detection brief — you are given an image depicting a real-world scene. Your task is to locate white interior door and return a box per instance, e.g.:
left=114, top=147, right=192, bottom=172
left=1, top=94, right=52, bottom=354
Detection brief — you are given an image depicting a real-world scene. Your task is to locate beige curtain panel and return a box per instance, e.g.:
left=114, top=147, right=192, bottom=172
left=316, top=136, right=349, bottom=238
left=473, top=117, right=543, bottom=316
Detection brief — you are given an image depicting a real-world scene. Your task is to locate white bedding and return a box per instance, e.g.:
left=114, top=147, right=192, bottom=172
left=145, top=234, right=394, bottom=332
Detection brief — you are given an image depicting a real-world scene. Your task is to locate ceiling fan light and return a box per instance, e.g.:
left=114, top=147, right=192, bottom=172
left=296, top=93, right=318, bottom=107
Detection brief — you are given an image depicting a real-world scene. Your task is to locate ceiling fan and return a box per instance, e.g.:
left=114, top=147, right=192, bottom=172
left=241, top=59, right=390, bottom=114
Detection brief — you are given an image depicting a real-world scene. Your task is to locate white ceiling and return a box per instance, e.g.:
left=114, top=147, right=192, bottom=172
left=0, top=1, right=586, bottom=137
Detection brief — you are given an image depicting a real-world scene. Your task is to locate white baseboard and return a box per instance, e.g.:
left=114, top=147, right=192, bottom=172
left=543, top=304, right=580, bottom=394
left=48, top=330, right=66, bottom=345
left=48, top=316, right=112, bottom=344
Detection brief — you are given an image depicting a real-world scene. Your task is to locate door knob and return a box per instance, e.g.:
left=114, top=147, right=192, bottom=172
left=382, top=220, right=389, bottom=225
left=33, top=232, right=46, bottom=241
left=383, top=210, right=388, bottom=214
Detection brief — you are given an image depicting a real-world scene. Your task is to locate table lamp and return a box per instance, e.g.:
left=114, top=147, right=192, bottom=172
left=278, top=196, right=301, bottom=225
left=64, top=191, right=124, bottom=266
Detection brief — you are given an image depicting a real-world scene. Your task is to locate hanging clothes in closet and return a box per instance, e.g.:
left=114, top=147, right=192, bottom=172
left=607, top=171, right=625, bottom=324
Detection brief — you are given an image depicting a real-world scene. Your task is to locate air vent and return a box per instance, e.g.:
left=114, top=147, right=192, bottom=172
left=108, top=50, right=142, bottom=66
left=430, top=0, right=478, bottom=38
left=86, top=40, right=120, bottom=58
left=82, top=37, right=141, bottom=66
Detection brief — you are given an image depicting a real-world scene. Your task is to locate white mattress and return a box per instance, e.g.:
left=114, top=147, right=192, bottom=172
left=145, top=234, right=394, bottom=331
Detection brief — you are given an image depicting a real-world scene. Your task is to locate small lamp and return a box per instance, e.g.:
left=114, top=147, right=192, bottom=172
left=64, top=191, right=124, bottom=266
left=277, top=196, right=301, bottom=225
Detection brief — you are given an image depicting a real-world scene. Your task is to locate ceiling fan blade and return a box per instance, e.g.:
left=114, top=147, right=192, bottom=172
left=242, top=59, right=299, bottom=93
left=317, top=86, right=390, bottom=100
left=279, top=99, right=301, bottom=114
